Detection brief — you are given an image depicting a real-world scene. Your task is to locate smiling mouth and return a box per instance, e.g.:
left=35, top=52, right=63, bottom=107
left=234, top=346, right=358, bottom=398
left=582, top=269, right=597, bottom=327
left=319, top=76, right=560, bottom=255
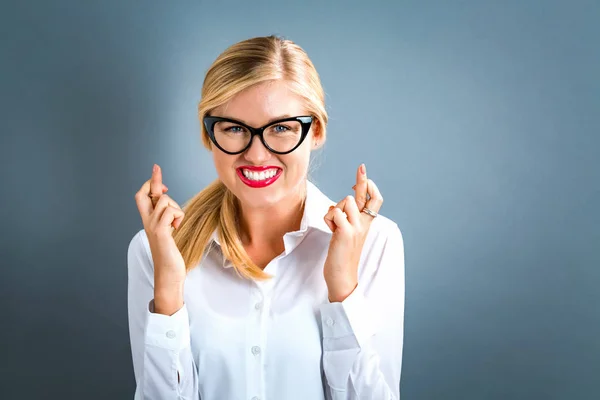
left=236, top=167, right=283, bottom=188
left=239, top=167, right=281, bottom=181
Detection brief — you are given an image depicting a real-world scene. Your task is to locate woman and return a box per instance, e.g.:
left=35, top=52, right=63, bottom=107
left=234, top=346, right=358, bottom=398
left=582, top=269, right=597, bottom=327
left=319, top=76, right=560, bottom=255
left=128, top=35, right=405, bottom=400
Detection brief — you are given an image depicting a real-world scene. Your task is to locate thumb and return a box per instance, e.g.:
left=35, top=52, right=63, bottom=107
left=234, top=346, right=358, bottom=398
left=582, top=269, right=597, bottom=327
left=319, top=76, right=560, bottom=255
left=324, top=205, right=337, bottom=232
left=160, top=207, right=185, bottom=230
left=173, top=209, right=185, bottom=229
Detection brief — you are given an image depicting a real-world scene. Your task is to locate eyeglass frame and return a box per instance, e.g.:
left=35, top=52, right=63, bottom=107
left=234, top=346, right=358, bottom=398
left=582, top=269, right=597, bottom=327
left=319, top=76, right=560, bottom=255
left=203, top=115, right=314, bottom=155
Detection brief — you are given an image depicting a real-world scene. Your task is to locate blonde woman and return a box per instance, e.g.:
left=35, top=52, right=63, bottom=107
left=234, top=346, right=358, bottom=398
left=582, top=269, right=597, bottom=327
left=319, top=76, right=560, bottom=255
left=128, top=35, right=405, bottom=400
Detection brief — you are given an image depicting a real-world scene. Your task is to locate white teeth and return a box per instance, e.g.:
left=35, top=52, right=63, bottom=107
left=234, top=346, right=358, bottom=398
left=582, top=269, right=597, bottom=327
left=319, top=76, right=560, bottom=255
left=242, top=168, right=279, bottom=181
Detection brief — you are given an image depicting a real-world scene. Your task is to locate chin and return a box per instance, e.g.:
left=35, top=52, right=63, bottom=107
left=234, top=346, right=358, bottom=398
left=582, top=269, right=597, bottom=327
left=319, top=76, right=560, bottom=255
left=224, top=170, right=303, bottom=209
left=237, top=186, right=285, bottom=209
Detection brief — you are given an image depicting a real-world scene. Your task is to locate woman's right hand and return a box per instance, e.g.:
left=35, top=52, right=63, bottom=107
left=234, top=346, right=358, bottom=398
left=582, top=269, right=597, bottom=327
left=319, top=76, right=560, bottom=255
left=134, top=164, right=187, bottom=292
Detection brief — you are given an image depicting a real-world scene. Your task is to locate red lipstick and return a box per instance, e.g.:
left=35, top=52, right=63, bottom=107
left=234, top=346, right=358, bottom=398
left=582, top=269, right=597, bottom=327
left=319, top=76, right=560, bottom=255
left=236, top=165, right=282, bottom=188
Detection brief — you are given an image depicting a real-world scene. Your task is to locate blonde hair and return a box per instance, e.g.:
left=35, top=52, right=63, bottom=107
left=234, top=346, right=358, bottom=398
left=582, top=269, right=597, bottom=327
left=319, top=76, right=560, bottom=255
left=172, top=35, right=328, bottom=281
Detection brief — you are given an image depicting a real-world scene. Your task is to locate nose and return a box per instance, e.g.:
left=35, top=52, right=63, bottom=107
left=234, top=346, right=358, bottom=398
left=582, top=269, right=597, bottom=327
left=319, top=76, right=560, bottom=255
left=243, top=135, right=271, bottom=163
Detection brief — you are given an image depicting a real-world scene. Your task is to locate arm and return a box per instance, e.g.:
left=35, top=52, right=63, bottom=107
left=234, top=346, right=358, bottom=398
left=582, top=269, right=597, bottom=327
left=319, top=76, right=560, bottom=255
left=320, top=223, right=405, bottom=399
left=127, top=230, right=199, bottom=400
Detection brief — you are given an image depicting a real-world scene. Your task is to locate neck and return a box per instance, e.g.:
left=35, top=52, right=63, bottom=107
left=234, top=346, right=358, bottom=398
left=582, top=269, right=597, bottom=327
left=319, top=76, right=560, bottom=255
left=238, top=181, right=307, bottom=249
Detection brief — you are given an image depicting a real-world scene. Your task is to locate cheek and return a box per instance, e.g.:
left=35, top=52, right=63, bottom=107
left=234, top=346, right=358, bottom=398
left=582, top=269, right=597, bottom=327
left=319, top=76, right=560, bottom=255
left=212, top=152, right=235, bottom=177
left=282, top=151, right=310, bottom=174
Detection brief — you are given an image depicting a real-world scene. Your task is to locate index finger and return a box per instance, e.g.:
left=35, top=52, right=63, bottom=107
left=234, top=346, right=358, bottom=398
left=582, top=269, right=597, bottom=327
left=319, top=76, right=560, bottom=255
left=150, top=164, right=163, bottom=198
left=135, top=178, right=154, bottom=224
left=364, top=179, right=383, bottom=214
left=135, top=171, right=168, bottom=224
left=354, top=163, right=368, bottom=211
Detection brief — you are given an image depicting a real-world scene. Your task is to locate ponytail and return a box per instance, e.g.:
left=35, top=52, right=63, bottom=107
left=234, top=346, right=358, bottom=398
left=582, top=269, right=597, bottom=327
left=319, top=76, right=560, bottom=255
left=172, top=179, right=273, bottom=281
left=174, top=35, right=328, bottom=282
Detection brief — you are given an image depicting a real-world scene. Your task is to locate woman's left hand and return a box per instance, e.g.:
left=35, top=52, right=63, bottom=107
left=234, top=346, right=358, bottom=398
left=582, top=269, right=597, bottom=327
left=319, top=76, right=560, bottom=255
left=323, top=163, right=383, bottom=303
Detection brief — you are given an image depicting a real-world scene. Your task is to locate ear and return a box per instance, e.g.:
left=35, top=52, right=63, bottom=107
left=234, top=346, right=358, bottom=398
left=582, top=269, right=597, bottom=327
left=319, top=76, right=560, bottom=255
left=311, top=120, right=325, bottom=150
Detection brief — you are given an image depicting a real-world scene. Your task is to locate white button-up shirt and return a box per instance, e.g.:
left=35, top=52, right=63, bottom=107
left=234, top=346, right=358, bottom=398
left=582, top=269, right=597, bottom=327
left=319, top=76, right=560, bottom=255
left=127, top=180, right=405, bottom=399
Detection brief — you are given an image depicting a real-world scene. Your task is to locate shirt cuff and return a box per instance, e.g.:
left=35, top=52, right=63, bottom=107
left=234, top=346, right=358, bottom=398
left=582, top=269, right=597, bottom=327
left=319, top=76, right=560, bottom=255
left=320, top=285, right=376, bottom=351
left=145, top=299, right=191, bottom=352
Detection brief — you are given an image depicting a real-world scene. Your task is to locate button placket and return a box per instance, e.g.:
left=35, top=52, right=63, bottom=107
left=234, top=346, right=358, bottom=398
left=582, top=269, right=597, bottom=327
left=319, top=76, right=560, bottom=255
left=251, top=289, right=267, bottom=359
left=246, top=286, right=265, bottom=400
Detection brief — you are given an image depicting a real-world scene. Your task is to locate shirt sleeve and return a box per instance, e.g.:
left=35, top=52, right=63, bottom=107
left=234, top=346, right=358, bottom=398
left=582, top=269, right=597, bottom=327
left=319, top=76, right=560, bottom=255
left=319, top=222, right=405, bottom=399
left=127, top=229, right=199, bottom=400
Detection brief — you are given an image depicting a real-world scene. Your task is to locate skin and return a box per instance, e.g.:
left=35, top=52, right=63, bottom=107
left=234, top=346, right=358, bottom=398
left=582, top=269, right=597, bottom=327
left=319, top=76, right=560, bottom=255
left=209, top=80, right=321, bottom=256
left=137, top=79, right=384, bottom=307
left=322, top=163, right=383, bottom=302
left=135, top=165, right=185, bottom=317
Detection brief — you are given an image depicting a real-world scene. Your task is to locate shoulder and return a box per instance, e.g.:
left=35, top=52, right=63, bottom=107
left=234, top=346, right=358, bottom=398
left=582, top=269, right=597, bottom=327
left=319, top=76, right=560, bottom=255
left=360, top=214, right=405, bottom=293
left=368, top=212, right=403, bottom=246
left=127, top=228, right=154, bottom=273
left=360, top=212, right=405, bottom=275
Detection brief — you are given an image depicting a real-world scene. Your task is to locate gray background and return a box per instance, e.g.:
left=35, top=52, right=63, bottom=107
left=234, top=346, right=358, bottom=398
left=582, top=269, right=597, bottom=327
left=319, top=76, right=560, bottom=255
left=1, top=0, right=598, bottom=399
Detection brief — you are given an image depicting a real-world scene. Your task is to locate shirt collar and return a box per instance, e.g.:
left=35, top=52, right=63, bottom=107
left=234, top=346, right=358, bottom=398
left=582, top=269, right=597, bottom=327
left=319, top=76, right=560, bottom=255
left=298, top=179, right=334, bottom=235
left=209, top=180, right=334, bottom=268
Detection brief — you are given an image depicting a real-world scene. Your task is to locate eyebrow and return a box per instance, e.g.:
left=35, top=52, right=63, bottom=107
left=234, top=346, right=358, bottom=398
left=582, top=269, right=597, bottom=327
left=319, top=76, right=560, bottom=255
left=220, top=114, right=294, bottom=127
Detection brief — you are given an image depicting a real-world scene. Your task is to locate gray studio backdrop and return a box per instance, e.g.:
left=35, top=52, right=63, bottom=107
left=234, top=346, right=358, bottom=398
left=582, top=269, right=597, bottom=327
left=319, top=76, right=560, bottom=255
left=1, top=0, right=598, bottom=399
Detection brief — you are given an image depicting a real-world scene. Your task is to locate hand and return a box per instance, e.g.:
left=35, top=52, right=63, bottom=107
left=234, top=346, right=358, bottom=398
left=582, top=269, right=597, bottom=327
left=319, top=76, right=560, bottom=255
left=322, top=164, right=383, bottom=302
left=134, top=164, right=187, bottom=291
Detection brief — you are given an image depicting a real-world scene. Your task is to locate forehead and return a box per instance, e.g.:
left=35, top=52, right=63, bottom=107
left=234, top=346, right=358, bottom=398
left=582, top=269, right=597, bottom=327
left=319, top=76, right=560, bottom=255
left=213, top=80, right=307, bottom=126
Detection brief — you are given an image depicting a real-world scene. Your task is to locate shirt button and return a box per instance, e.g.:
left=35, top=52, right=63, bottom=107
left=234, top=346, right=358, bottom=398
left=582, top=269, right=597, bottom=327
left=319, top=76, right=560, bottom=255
left=166, top=330, right=176, bottom=339
left=326, top=317, right=334, bottom=326
left=254, top=302, right=262, bottom=310
left=251, top=346, right=261, bottom=355
left=251, top=397, right=260, bottom=400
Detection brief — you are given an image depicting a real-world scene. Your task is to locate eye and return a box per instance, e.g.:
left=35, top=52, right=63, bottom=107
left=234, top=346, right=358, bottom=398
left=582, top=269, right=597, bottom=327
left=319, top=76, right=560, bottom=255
left=224, top=125, right=245, bottom=133
left=273, top=124, right=290, bottom=133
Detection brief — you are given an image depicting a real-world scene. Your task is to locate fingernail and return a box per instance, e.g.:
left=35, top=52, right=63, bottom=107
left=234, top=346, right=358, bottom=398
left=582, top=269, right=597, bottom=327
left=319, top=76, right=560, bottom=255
left=352, top=185, right=356, bottom=190
left=153, top=164, right=157, bottom=173
left=361, top=164, right=366, bottom=175
left=328, top=205, right=335, bottom=211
